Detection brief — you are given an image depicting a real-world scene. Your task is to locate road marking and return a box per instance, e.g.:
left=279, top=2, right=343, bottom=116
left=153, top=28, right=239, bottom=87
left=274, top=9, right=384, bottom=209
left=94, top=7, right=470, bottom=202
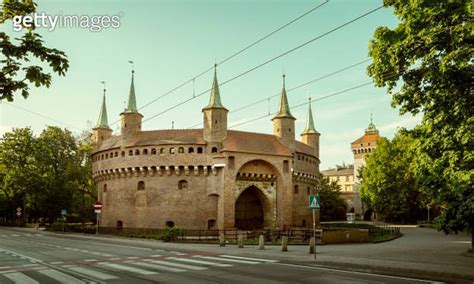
left=148, top=259, right=207, bottom=270
left=99, top=263, right=157, bottom=275
left=132, top=261, right=186, bottom=273
left=194, top=255, right=259, bottom=264
left=219, top=255, right=278, bottom=263
left=167, top=257, right=232, bottom=267
left=3, top=272, right=39, bottom=284
left=84, top=259, right=98, bottom=262
left=127, top=256, right=139, bottom=259
left=274, top=263, right=441, bottom=283
left=0, top=266, right=12, bottom=269
left=0, top=248, right=43, bottom=263
left=10, top=234, right=20, bottom=237
left=50, top=261, right=64, bottom=265
left=108, top=258, right=121, bottom=261
left=37, top=269, right=84, bottom=284
left=67, top=266, right=118, bottom=280
left=150, top=254, right=162, bottom=257
left=81, top=250, right=89, bottom=253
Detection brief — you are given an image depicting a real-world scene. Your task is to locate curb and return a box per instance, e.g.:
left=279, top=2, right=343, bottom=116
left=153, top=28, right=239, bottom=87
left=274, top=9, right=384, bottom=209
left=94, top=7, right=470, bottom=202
left=305, top=260, right=474, bottom=283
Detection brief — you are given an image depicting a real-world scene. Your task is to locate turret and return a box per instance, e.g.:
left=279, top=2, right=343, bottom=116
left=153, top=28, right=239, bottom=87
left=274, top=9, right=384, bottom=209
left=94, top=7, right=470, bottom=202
left=300, top=97, right=320, bottom=159
left=202, top=65, right=228, bottom=143
left=92, top=85, right=112, bottom=145
left=120, top=66, right=143, bottom=139
left=272, top=75, right=295, bottom=150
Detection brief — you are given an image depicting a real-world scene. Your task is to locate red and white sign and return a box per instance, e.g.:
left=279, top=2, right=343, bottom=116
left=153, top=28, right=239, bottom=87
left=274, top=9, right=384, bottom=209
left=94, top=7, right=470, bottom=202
left=94, top=202, right=102, bottom=214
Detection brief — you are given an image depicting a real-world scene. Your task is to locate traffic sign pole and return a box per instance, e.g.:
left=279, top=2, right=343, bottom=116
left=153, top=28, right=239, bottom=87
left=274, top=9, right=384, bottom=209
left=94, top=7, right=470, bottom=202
left=309, top=192, right=320, bottom=259
left=312, top=208, right=316, bottom=259
left=94, top=202, right=102, bottom=236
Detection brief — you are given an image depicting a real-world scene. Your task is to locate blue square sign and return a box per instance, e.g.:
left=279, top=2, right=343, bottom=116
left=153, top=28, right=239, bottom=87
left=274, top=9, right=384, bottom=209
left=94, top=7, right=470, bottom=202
left=309, top=195, right=320, bottom=209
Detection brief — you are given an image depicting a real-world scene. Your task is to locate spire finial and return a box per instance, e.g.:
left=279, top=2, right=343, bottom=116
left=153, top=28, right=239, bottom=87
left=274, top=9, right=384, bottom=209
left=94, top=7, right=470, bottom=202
left=273, top=74, right=294, bottom=119
left=204, top=63, right=225, bottom=109
left=101, top=81, right=106, bottom=96
left=125, top=61, right=138, bottom=113
left=301, top=95, right=318, bottom=135
left=365, top=113, right=379, bottom=134
left=95, top=81, right=110, bottom=129
left=128, top=60, right=134, bottom=74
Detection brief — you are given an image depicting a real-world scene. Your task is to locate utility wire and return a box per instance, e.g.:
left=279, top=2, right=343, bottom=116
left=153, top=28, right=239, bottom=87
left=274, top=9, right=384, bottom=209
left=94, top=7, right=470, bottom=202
left=2, top=102, right=82, bottom=131
left=188, top=58, right=371, bottom=128
left=142, top=5, right=383, bottom=125
left=229, top=82, right=373, bottom=128
left=228, top=66, right=417, bottom=129
left=133, top=0, right=329, bottom=113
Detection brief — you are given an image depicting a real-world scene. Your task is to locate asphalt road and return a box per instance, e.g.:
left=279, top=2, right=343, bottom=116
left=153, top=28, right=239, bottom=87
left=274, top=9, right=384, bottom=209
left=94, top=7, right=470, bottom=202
left=0, top=227, right=439, bottom=284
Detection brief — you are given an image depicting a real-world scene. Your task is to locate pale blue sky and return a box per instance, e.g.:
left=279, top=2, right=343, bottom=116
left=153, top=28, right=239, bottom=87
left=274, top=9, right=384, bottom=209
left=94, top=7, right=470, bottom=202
left=0, top=0, right=421, bottom=169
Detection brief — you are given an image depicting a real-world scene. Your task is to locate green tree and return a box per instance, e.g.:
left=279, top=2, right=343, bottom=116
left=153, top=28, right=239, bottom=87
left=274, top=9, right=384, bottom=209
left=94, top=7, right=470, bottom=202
left=0, top=0, right=69, bottom=101
left=367, top=0, right=473, bottom=248
left=0, top=127, right=95, bottom=224
left=0, top=127, right=40, bottom=221
left=319, top=176, right=347, bottom=221
left=360, top=131, right=425, bottom=223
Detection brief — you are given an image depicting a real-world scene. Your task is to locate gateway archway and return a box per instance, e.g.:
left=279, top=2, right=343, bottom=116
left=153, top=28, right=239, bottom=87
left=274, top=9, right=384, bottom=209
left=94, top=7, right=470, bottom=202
left=234, top=186, right=265, bottom=230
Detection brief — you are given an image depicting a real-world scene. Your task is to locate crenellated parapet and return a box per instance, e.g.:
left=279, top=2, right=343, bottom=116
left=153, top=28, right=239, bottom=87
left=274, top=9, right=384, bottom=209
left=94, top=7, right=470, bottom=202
left=292, top=170, right=318, bottom=183
left=92, top=164, right=215, bottom=182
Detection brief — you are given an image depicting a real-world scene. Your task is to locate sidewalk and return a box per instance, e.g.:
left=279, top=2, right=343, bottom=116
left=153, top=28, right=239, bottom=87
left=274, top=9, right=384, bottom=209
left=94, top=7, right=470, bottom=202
left=19, top=226, right=474, bottom=282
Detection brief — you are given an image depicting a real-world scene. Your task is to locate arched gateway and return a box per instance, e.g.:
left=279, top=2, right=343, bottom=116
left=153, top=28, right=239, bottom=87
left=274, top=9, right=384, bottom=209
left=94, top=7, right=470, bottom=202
left=235, top=186, right=265, bottom=230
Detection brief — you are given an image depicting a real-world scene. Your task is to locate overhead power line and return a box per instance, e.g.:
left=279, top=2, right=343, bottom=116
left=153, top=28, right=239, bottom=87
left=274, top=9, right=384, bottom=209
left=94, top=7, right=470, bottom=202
left=142, top=5, right=384, bottom=125
left=228, top=82, right=373, bottom=128
left=2, top=102, right=82, bottom=131
left=188, top=58, right=371, bottom=128
left=133, top=0, right=330, bottom=113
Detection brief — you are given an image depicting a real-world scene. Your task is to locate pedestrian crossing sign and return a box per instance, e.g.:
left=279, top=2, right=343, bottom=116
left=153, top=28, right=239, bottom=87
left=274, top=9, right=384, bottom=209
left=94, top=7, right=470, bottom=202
left=309, top=195, right=320, bottom=209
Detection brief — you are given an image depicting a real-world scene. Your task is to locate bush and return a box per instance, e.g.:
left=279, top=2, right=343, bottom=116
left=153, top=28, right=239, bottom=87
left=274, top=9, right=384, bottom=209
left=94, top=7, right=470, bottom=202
left=158, top=226, right=184, bottom=242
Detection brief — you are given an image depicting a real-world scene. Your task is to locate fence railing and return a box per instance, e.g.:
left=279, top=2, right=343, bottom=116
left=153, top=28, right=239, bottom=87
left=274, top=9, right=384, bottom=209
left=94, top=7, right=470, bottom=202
left=44, top=223, right=400, bottom=243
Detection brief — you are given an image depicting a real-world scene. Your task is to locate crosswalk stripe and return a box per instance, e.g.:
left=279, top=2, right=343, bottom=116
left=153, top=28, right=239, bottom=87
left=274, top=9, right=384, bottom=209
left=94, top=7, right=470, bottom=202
left=37, top=269, right=84, bottom=284
left=148, top=259, right=207, bottom=270
left=3, top=272, right=39, bottom=284
left=132, top=261, right=186, bottom=273
left=100, top=263, right=158, bottom=275
left=67, top=266, right=118, bottom=280
left=219, top=255, right=278, bottom=263
left=167, top=257, right=232, bottom=267
left=194, top=255, right=259, bottom=264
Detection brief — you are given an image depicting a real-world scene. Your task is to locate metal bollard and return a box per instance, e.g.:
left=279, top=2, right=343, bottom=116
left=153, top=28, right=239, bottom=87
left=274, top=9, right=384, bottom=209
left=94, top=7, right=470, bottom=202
left=281, top=236, right=288, bottom=252
left=258, top=234, right=265, bottom=250
left=238, top=234, right=244, bottom=248
left=309, top=236, right=315, bottom=254
left=219, top=233, right=225, bottom=247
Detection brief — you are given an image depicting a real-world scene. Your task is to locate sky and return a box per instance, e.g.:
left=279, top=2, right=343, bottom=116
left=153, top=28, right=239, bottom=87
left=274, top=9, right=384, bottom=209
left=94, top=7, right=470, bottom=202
left=0, top=0, right=421, bottom=169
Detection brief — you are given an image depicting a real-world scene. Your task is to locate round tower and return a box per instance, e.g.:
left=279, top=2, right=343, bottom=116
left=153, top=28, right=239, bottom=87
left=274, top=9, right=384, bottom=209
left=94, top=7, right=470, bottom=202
left=300, top=97, right=320, bottom=160
left=202, top=65, right=228, bottom=144
left=120, top=68, right=143, bottom=139
left=272, top=75, right=295, bottom=151
left=92, top=86, right=112, bottom=145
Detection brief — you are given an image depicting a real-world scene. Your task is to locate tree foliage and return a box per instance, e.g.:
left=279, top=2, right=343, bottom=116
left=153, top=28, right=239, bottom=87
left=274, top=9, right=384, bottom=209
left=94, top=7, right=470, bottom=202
left=360, top=131, right=427, bottom=223
left=319, top=176, right=347, bottom=221
left=367, top=0, right=473, bottom=239
left=0, top=0, right=69, bottom=101
left=0, top=127, right=95, bottom=223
